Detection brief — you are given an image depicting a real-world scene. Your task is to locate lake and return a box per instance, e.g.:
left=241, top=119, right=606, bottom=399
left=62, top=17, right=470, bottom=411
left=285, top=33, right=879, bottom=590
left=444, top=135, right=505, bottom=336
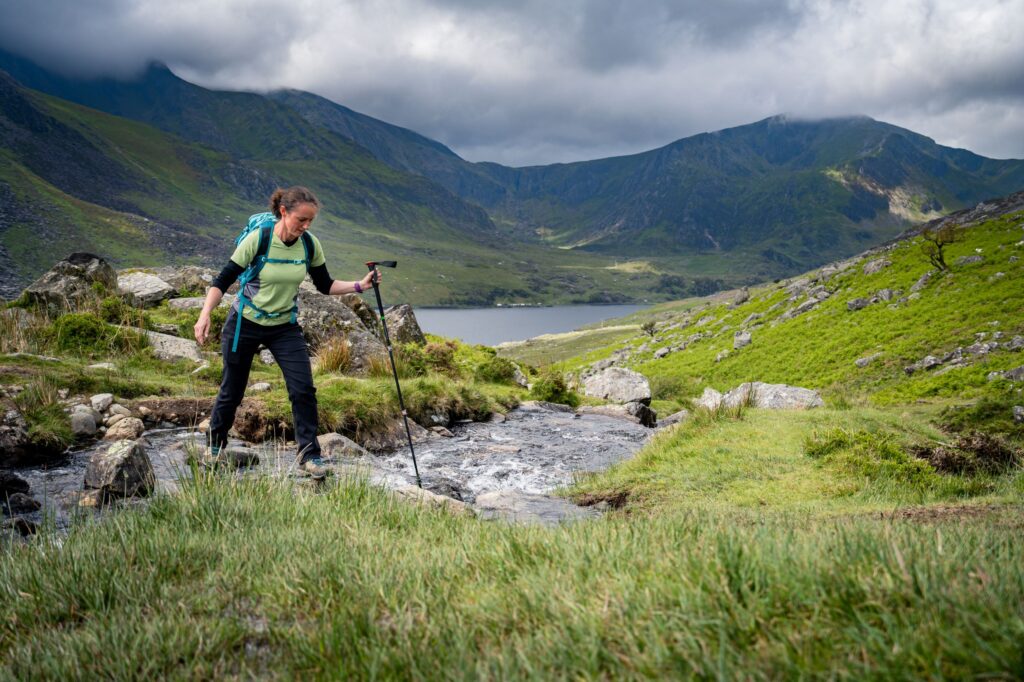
left=413, top=304, right=647, bottom=346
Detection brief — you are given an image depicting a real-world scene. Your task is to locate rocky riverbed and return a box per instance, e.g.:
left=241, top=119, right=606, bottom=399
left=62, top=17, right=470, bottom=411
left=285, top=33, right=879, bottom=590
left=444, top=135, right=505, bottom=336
left=8, top=401, right=654, bottom=531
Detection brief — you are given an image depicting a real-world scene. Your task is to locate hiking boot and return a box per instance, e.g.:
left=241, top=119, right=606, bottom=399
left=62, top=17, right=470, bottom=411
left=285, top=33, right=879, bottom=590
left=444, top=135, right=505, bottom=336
left=298, top=457, right=331, bottom=480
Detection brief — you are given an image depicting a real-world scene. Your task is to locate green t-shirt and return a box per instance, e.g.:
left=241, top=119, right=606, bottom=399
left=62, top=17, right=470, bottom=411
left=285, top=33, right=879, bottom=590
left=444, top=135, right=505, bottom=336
left=230, top=230, right=326, bottom=326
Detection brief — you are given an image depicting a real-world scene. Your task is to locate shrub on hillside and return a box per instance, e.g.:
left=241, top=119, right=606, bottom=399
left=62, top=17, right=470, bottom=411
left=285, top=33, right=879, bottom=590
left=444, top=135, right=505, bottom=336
left=804, top=427, right=938, bottom=484
left=474, top=355, right=519, bottom=384
left=45, top=312, right=147, bottom=357
left=528, top=370, right=580, bottom=408
left=940, top=398, right=1024, bottom=441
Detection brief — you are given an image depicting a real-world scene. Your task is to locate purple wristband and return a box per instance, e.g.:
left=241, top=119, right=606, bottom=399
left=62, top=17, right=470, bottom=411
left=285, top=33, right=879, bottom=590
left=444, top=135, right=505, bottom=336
left=354, top=281, right=363, bottom=294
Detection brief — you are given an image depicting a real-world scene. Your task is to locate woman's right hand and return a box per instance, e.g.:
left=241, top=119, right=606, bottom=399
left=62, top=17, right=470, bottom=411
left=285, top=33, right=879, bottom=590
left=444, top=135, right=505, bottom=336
left=194, top=313, right=211, bottom=345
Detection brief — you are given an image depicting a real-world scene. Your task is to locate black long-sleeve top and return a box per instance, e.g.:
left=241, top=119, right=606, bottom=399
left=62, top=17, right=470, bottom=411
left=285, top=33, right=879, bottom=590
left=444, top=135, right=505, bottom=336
left=210, top=238, right=334, bottom=295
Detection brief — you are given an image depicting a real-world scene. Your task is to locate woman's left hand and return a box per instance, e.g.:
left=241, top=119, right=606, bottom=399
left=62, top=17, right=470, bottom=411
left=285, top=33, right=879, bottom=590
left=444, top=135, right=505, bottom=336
left=359, top=271, right=378, bottom=291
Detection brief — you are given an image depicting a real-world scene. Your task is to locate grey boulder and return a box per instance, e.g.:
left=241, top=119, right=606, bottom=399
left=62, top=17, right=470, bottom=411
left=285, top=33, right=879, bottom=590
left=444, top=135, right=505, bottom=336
left=384, top=304, right=427, bottom=345
left=723, top=382, right=825, bottom=409
left=582, top=367, right=651, bottom=404
left=23, top=253, right=118, bottom=311
left=84, top=439, right=155, bottom=499
left=117, top=272, right=175, bottom=307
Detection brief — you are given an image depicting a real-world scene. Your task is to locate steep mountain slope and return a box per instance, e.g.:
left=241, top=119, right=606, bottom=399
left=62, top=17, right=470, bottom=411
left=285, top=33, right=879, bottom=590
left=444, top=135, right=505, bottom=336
left=266, top=90, right=1024, bottom=273
left=0, top=71, right=682, bottom=305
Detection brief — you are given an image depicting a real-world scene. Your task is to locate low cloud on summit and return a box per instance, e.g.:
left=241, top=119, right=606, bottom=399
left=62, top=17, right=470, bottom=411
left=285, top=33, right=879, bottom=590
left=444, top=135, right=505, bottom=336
left=2, top=0, right=1022, bottom=166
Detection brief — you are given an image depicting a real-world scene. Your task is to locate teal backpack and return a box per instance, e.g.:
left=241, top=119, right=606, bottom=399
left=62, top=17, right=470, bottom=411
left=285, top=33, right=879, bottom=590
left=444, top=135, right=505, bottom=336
left=231, top=212, right=314, bottom=352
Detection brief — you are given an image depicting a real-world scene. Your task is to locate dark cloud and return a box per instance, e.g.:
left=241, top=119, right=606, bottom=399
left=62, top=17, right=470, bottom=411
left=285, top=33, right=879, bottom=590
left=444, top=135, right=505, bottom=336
left=0, top=0, right=1022, bottom=164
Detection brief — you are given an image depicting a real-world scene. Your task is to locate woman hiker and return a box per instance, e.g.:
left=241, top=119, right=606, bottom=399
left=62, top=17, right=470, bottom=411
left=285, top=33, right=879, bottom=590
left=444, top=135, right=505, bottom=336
left=193, top=186, right=378, bottom=478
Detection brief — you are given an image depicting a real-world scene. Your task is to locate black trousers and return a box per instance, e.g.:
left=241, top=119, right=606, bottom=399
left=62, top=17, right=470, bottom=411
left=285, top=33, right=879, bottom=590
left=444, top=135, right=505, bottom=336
left=209, top=313, right=321, bottom=462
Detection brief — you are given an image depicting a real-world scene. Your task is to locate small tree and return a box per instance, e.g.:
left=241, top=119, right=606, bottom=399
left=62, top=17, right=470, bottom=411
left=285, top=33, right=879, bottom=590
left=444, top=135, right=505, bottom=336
left=640, top=321, right=657, bottom=338
left=920, top=223, right=965, bottom=271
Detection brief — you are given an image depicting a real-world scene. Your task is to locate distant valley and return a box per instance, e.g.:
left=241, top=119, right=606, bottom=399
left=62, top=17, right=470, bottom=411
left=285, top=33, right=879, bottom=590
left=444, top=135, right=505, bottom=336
left=1, top=49, right=1023, bottom=305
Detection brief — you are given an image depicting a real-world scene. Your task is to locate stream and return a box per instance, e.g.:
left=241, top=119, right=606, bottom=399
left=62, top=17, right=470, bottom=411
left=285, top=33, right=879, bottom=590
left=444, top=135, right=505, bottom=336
left=12, top=402, right=653, bottom=529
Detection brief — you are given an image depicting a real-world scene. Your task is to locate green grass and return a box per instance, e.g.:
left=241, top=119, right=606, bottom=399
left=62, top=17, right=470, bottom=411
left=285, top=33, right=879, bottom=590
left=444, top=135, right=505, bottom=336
left=1, top=472, right=1022, bottom=679
left=569, top=406, right=1022, bottom=515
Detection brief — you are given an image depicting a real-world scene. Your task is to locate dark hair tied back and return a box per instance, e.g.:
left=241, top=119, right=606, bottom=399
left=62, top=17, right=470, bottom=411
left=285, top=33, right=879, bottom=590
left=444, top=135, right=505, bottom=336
left=269, top=186, right=320, bottom=219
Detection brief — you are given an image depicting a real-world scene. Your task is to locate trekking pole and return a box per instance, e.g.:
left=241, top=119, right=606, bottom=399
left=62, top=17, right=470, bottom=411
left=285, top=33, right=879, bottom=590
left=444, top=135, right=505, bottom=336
left=366, top=261, right=422, bottom=488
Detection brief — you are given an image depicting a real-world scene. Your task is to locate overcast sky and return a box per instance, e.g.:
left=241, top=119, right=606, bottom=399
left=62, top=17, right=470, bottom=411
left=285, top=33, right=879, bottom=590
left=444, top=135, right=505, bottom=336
left=1, top=0, right=1022, bottom=166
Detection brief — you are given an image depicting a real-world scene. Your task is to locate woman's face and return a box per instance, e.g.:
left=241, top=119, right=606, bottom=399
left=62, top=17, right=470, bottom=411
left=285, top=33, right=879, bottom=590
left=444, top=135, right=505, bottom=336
left=279, top=202, right=318, bottom=239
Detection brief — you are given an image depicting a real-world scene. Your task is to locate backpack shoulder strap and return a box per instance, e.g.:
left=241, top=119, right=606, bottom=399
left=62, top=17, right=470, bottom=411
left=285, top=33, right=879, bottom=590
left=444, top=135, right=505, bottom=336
left=255, top=224, right=274, bottom=266
left=300, top=232, right=314, bottom=271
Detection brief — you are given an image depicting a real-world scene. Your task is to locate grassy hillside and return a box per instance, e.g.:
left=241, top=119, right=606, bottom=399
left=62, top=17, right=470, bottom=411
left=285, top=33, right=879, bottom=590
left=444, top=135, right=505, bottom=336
left=508, top=202, right=1024, bottom=411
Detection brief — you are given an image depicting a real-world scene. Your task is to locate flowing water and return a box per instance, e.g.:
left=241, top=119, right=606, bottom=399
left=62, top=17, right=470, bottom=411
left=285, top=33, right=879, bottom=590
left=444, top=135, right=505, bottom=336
left=12, top=403, right=653, bottom=529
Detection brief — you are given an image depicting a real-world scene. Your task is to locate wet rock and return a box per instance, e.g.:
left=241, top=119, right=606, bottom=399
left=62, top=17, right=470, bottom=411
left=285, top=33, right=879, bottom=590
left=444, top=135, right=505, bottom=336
left=383, top=304, right=426, bottom=345
left=576, top=403, right=656, bottom=428
left=429, top=426, right=455, bottom=438
left=117, top=272, right=174, bottom=307
left=488, top=412, right=507, bottom=424
left=955, top=255, right=984, bottom=266
left=862, top=258, right=891, bottom=275
left=723, top=382, right=825, bottom=409
left=84, top=439, right=155, bottom=499
left=392, top=485, right=471, bottom=516
left=518, top=401, right=575, bottom=414
left=733, top=330, right=752, bottom=350
left=659, top=409, right=690, bottom=428
left=3, top=492, right=40, bottom=514
left=475, top=490, right=599, bottom=525
left=0, top=407, right=31, bottom=464
left=318, top=433, right=369, bottom=458
left=142, top=329, right=203, bottom=363
left=2, top=517, right=36, bottom=536
left=855, top=353, right=882, bottom=368
left=91, top=393, right=114, bottom=413
left=694, top=387, right=723, bottom=411
left=23, top=253, right=117, bottom=312
left=0, top=472, right=29, bottom=497
left=581, top=367, right=651, bottom=404
left=359, top=418, right=434, bottom=452
left=103, top=417, right=144, bottom=441
left=71, top=411, right=98, bottom=438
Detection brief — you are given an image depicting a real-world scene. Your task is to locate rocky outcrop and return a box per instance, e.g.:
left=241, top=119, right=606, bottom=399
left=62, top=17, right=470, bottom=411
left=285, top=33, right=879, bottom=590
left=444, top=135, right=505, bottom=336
left=582, top=367, right=651, bottom=404
left=384, top=304, right=427, bottom=345
left=23, top=253, right=118, bottom=311
left=84, top=439, right=155, bottom=500
left=296, top=287, right=386, bottom=375
left=117, top=271, right=174, bottom=307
